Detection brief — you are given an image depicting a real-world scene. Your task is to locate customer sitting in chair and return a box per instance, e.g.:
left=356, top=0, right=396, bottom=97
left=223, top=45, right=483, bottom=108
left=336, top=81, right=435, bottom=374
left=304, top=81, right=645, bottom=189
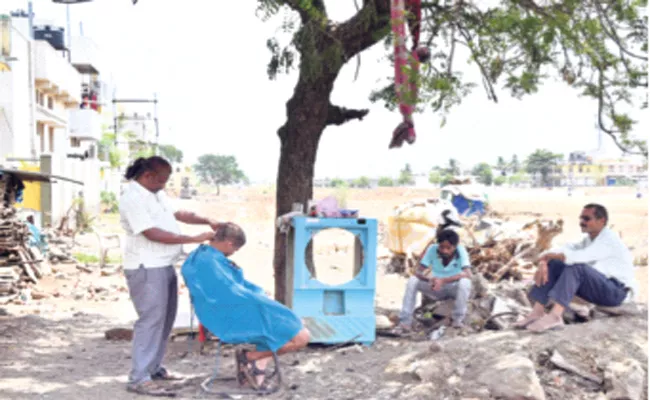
left=181, top=223, right=310, bottom=391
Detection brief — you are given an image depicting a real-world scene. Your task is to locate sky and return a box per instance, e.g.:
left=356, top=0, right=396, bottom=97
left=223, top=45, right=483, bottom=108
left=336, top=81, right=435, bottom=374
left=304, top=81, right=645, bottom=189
left=4, top=0, right=648, bottom=182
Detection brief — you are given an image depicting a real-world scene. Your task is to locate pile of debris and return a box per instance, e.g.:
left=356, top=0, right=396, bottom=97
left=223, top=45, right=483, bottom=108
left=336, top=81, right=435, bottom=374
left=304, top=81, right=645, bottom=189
left=0, top=177, right=48, bottom=301
left=464, top=218, right=564, bottom=282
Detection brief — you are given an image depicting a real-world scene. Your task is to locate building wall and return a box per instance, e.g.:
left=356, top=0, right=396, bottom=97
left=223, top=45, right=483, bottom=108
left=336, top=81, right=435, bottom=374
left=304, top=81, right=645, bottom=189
left=2, top=15, right=103, bottom=225
left=0, top=17, right=34, bottom=160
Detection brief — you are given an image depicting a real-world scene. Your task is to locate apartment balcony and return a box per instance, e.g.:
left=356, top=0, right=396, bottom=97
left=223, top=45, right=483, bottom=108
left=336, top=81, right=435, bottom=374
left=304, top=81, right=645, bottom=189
left=69, top=108, right=102, bottom=141
left=33, top=41, right=81, bottom=106
left=35, top=104, right=67, bottom=128
left=70, top=36, right=104, bottom=75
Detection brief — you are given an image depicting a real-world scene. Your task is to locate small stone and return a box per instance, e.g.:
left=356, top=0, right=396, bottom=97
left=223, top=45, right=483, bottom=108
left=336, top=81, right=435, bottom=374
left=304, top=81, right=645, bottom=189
left=376, top=315, right=393, bottom=330
left=31, top=290, right=49, bottom=300
left=604, top=358, right=644, bottom=400
left=428, top=342, right=443, bottom=353
left=105, top=328, right=133, bottom=341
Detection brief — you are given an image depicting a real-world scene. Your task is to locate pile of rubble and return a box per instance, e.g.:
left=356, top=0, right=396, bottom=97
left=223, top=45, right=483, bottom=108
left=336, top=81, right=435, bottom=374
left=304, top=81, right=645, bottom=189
left=0, top=178, right=47, bottom=301
left=464, top=218, right=564, bottom=282
left=0, top=172, right=77, bottom=304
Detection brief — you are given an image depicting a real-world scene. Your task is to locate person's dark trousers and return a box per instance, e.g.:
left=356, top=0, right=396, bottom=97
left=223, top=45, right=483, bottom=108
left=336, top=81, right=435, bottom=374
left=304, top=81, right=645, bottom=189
left=529, top=260, right=628, bottom=309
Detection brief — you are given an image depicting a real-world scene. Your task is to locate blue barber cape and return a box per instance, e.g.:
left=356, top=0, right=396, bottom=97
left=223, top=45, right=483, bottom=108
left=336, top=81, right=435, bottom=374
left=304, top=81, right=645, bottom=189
left=181, top=245, right=302, bottom=352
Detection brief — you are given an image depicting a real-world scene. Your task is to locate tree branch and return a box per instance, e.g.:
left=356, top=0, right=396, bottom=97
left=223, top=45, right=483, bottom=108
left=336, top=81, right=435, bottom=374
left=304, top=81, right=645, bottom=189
left=335, top=0, right=392, bottom=61
left=326, top=104, right=370, bottom=126
left=277, top=0, right=327, bottom=24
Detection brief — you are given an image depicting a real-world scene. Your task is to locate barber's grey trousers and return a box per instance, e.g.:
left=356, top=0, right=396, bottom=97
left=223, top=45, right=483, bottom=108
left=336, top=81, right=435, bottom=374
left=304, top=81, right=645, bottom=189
left=399, top=276, right=472, bottom=325
left=125, top=265, right=178, bottom=385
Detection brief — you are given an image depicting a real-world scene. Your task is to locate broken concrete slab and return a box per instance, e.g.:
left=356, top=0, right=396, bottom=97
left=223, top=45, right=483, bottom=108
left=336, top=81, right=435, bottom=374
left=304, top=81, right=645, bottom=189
left=603, top=358, right=644, bottom=400
left=478, top=353, right=546, bottom=400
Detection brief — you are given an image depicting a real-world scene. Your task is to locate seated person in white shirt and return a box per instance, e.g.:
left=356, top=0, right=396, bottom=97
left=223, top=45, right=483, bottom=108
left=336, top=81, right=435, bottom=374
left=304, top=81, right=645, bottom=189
left=514, top=203, right=637, bottom=333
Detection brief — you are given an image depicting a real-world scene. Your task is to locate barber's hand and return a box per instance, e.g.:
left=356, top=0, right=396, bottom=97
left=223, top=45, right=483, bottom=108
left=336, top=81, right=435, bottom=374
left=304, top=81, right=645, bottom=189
left=208, top=219, right=226, bottom=232
left=534, top=260, right=549, bottom=287
left=194, top=231, right=216, bottom=243
left=430, top=278, right=444, bottom=292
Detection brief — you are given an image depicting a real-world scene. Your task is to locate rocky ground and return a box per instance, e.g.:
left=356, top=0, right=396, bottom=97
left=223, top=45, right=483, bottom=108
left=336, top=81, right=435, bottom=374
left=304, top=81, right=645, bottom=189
left=0, top=188, right=647, bottom=399
left=0, top=303, right=646, bottom=400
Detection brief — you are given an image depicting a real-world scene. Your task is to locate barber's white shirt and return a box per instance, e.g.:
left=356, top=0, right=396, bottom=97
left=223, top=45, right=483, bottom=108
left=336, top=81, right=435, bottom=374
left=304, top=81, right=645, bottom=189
left=119, top=181, right=182, bottom=270
left=546, top=227, right=638, bottom=299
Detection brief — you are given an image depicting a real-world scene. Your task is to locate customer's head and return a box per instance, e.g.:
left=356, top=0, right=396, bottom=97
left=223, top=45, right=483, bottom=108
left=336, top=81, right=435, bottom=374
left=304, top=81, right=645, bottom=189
left=580, top=203, right=608, bottom=236
left=124, top=156, right=172, bottom=193
left=436, top=228, right=460, bottom=259
left=210, top=222, right=246, bottom=257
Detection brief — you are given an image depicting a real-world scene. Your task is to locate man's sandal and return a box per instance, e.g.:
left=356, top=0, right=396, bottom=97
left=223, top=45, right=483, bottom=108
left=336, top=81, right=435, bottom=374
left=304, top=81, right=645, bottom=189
left=152, top=367, right=184, bottom=381
left=126, top=380, right=176, bottom=397
left=235, top=349, right=279, bottom=393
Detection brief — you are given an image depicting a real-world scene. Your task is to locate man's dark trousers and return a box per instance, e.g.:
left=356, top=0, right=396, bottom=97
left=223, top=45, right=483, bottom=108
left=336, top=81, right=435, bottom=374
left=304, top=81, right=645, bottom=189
left=529, top=260, right=628, bottom=308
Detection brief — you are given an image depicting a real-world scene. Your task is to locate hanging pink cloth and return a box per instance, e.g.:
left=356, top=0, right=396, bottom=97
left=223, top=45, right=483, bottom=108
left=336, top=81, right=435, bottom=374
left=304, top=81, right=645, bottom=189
left=389, top=0, right=429, bottom=149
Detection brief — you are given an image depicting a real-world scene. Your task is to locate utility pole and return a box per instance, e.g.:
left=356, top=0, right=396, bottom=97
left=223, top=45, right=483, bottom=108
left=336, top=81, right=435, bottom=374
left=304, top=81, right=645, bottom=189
left=112, top=94, right=160, bottom=157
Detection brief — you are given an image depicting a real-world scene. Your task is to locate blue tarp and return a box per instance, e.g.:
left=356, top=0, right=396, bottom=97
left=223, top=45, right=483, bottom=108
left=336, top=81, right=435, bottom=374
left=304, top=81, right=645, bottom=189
left=451, top=194, right=485, bottom=216
left=181, top=245, right=302, bottom=352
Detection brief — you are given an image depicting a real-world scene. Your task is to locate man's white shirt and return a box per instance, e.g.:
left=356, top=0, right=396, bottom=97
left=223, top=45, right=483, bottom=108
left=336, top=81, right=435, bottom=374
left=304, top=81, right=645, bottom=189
left=119, top=181, right=182, bottom=270
left=546, top=227, right=638, bottom=299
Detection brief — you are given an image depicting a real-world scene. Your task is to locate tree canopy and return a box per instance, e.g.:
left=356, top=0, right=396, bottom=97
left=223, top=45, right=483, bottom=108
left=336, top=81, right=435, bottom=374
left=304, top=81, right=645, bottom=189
left=194, top=154, right=247, bottom=195
left=525, top=148, right=564, bottom=186
left=258, top=0, right=647, bottom=156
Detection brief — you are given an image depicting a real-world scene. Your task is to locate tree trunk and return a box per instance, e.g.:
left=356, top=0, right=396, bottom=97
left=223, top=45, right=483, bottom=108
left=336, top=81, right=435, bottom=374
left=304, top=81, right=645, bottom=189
left=270, top=0, right=391, bottom=303
left=272, top=78, right=334, bottom=304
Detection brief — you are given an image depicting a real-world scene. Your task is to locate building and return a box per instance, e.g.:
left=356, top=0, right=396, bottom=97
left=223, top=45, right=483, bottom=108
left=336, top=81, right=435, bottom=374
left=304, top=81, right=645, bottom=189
left=546, top=151, right=647, bottom=187
left=0, top=12, right=107, bottom=226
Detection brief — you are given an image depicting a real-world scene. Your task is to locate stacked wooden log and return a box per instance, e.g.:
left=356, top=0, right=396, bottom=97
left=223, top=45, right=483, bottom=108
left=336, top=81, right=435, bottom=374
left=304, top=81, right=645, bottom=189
left=467, top=219, right=564, bottom=282
left=0, top=205, right=46, bottom=301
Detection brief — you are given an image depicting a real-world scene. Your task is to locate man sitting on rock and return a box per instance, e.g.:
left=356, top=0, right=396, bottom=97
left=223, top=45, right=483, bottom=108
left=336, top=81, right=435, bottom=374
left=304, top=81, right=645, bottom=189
left=514, top=203, right=638, bottom=333
left=395, top=229, right=473, bottom=332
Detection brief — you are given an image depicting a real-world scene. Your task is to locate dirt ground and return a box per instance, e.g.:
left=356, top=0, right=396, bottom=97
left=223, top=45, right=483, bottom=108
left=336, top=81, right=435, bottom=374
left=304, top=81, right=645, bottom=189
left=0, top=186, right=647, bottom=399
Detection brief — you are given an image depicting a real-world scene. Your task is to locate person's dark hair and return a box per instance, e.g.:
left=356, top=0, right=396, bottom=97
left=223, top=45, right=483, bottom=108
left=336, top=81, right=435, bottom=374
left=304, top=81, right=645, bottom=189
left=214, top=222, right=246, bottom=248
left=124, top=156, right=171, bottom=180
left=436, top=228, right=459, bottom=246
left=584, top=203, right=608, bottom=224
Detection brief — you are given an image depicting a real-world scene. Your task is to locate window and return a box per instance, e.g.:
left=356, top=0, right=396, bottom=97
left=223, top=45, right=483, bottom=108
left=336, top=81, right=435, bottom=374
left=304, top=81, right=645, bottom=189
left=35, top=90, right=45, bottom=106
left=48, top=126, right=54, bottom=152
left=37, top=122, right=44, bottom=153
left=47, top=96, right=54, bottom=110
left=70, top=138, right=81, bottom=148
left=608, top=165, right=614, bottom=172
left=578, top=165, right=584, bottom=173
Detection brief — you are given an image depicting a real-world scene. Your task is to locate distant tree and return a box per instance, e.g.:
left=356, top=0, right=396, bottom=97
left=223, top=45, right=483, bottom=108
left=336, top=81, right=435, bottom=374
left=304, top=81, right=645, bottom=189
left=508, top=171, right=526, bottom=186
left=429, top=170, right=442, bottom=185
left=98, top=132, right=123, bottom=169
left=378, top=177, right=394, bottom=187
left=329, top=178, right=347, bottom=188
left=446, top=159, right=461, bottom=176
left=194, top=154, right=247, bottom=195
left=159, top=144, right=184, bottom=164
left=496, top=156, right=508, bottom=176
left=352, top=176, right=371, bottom=188
left=510, top=154, right=521, bottom=174
left=472, top=163, right=494, bottom=185
left=494, top=175, right=507, bottom=186
left=441, top=174, right=455, bottom=186
left=397, top=164, right=415, bottom=186
left=525, top=149, right=563, bottom=187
